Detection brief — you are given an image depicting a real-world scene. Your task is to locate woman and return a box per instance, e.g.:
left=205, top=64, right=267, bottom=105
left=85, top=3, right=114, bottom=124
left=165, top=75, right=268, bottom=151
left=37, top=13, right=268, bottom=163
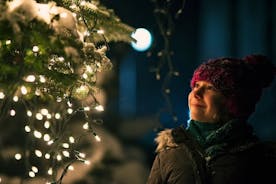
left=147, top=55, right=276, bottom=184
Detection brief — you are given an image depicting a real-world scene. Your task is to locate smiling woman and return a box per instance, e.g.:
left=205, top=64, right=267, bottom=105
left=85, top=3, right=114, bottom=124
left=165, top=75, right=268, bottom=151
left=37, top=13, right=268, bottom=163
left=188, top=81, right=229, bottom=123
left=147, top=54, right=276, bottom=184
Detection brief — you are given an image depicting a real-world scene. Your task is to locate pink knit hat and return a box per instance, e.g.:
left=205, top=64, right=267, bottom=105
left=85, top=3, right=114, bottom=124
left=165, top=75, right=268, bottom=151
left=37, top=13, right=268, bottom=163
left=191, top=54, right=276, bottom=118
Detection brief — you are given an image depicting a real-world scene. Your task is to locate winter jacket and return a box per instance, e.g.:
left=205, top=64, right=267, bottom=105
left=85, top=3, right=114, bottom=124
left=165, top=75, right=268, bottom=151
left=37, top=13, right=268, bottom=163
left=147, top=120, right=276, bottom=184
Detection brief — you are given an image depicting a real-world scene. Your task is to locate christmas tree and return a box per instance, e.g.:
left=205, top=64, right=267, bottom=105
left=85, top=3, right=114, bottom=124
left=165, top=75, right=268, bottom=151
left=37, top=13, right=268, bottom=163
left=0, top=0, right=134, bottom=183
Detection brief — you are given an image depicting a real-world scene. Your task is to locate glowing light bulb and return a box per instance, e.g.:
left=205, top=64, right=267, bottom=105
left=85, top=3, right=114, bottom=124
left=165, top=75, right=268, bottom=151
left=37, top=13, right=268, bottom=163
left=31, top=166, right=38, bottom=173
left=15, top=153, right=22, bottom=160
left=43, top=134, right=50, bottom=141
left=69, top=136, right=75, bottom=143
left=45, top=153, right=50, bottom=159
left=56, top=154, right=62, bottom=161
left=41, top=108, right=48, bottom=116
left=44, top=121, right=50, bottom=129
left=62, top=151, right=70, bottom=157
left=95, top=105, right=104, bottom=112
left=48, top=168, right=53, bottom=175
left=47, top=140, right=54, bottom=145
left=0, top=92, right=5, bottom=99
left=84, top=106, right=90, bottom=111
left=32, top=46, right=39, bottom=52
left=27, top=110, right=32, bottom=117
left=55, top=113, right=61, bottom=119
left=36, top=113, right=43, bottom=120
left=131, top=28, right=153, bottom=52
left=67, top=108, right=73, bottom=114
left=83, top=122, right=89, bottom=130
left=95, top=135, right=101, bottom=142
left=34, top=130, right=42, bottom=138
left=97, top=29, right=104, bottom=34
left=29, top=171, right=35, bottom=178
left=6, top=40, right=11, bottom=45
left=13, top=96, right=19, bottom=102
left=25, top=125, right=31, bottom=132
left=84, top=160, right=90, bottom=165
left=25, top=75, right=36, bottom=82
left=35, top=150, right=42, bottom=157
left=78, top=152, right=86, bottom=158
left=68, top=165, right=74, bottom=171
left=39, top=75, right=46, bottom=83
left=21, top=86, right=28, bottom=95
left=10, top=109, right=16, bottom=116
left=62, top=143, right=69, bottom=148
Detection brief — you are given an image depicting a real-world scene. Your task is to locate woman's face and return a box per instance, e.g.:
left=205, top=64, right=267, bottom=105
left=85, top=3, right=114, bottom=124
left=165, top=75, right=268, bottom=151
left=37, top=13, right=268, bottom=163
left=188, top=81, right=229, bottom=123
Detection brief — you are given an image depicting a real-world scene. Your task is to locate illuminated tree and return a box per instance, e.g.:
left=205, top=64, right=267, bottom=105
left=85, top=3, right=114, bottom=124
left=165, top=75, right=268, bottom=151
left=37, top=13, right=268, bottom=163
left=0, top=0, right=133, bottom=183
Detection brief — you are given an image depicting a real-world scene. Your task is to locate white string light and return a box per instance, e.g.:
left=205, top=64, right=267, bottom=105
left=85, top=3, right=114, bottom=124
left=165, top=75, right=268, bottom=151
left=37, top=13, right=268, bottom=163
left=0, top=91, right=5, bottom=99
left=15, top=153, right=22, bottom=160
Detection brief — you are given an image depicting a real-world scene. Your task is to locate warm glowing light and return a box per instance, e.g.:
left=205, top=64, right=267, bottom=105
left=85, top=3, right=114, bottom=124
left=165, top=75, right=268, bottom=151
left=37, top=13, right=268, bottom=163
left=27, top=110, right=32, bottom=117
left=29, top=171, right=35, bottom=178
left=47, top=140, right=54, bottom=145
left=67, top=108, right=73, bottom=114
left=13, top=96, right=19, bottom=102
left=32, top=46, right=39, bottom=52
left=25, top=75, right=36, bottom=82
left=62, top=151, right=70, bottom=157
left=25, top=125, right=31, bottom=132
left=78, top=152, right=86, bottom=158
left=83, top=122, right=89, bottom=130
left=21, top=86, right=28, bottom=95
left=95, top=135, right=101, bottom=142
left=15, top=153, right=22, bottom=160
left=84, top=160, right=90, bottom=165
left=46, top=114, right=52, bottom=119
left=41, top=108, right=49, bottom=116
left=55, top=113, right=61, bottom=119
left=0, top=92, right=5, bottom=99
left=68, top=165, right=74, bottom=171
left=35, top=150, right=42, bottom=157
left=34, top=130, right=42, bottom=138
left=56, top=154, right=62, bottom=161
left=45, top=153, right=51, bottom=159
left=31, top=166, right=38, bottom=173
left=48, top=168, right=53, bottom=175
left=84, top=106, right=90, bottom=111
left=62, top=143, right=69, bottom=148
left=69, top=136, right=75, bottom=143
left=95, top=105, right=104, bottom=111
left=97, top=29, right=104, bottom=34
left=10, top=109, right=16, bottom=116
left=39, top=75, right=46, bottom=83
left=5, top=40, right=11, bottom=45
left=36, top=113, right=43, bottom=120
left=43, top=134, right=50, bottom=141
left=44, top=121, right=50, bottom=129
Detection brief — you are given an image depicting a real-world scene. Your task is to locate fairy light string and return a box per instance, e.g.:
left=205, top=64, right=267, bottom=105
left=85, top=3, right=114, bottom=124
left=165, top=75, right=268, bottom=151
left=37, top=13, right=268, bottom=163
left=150, top=0, right=186, bottom=127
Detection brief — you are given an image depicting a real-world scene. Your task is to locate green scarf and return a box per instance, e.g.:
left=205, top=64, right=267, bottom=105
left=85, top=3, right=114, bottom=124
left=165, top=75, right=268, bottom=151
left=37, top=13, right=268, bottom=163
left=186, top=119, right=257, bottom=157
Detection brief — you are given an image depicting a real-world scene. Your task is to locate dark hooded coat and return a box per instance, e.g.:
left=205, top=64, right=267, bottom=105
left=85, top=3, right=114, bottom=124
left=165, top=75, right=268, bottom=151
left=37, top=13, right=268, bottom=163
left=147, top=120, right=276, bottom=184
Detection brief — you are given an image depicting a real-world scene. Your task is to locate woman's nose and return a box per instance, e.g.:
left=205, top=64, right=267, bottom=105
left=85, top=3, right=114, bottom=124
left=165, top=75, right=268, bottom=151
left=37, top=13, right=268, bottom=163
left=193, top=87, right=204, bottom=98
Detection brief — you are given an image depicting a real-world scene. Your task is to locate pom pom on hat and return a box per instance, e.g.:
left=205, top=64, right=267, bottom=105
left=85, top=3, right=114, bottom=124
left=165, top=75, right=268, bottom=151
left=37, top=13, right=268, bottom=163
left=191, top=54, right=276, bottom=119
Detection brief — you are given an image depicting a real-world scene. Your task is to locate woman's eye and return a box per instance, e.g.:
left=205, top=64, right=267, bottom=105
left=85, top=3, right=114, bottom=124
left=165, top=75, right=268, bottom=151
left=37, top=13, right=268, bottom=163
left=207, top=85, right=216, bottom=91
left=194, top=83, right=200, bottom=88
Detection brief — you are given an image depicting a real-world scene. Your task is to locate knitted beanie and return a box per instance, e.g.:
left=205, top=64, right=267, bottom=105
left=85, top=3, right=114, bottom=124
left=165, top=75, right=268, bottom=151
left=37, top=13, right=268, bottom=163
left=190, top=54, right=276, bottom=119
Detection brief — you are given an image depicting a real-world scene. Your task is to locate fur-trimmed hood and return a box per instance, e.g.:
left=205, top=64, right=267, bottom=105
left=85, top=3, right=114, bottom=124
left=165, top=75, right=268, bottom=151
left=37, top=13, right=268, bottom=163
left=154, top=129, right=178, bottom=153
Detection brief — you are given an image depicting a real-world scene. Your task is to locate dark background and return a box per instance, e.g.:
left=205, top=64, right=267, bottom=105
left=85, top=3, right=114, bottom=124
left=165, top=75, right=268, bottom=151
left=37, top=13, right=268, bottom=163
left=100, top=0, right=276, bottom=178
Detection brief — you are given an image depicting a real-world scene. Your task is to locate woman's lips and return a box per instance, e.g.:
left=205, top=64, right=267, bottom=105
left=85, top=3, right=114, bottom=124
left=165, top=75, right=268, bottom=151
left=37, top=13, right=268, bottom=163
left=191, top=103, right=206, bottom=108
